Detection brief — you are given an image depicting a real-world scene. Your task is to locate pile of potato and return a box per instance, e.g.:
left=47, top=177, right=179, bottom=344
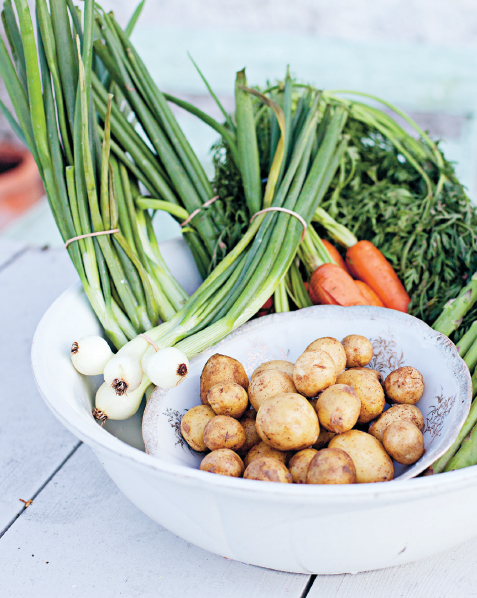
left=180, top=335, right=426, bottom=484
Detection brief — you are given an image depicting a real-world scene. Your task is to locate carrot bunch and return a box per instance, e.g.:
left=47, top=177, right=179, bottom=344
left=308, top=240, right=410, bottom=312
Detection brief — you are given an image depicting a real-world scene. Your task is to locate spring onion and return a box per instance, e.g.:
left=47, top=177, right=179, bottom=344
left=70, top=335, right=113, bottom=375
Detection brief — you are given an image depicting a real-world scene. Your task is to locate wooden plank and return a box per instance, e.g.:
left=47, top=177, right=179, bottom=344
left=0, top=247, right=80, bottom=533
left=0, top=238, right=26, bottom=269
left=0, top=444, right=311, bottom=598
left=308, top=536, right=477, bottom=598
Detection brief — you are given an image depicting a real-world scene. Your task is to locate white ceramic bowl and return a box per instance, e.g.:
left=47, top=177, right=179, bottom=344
left=32, top=275, right=477, bottom=575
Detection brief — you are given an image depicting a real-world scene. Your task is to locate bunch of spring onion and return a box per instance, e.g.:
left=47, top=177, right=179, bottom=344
left=1, top=0, right=350, bottom=421
left=0, top=0, right=191, bottom=349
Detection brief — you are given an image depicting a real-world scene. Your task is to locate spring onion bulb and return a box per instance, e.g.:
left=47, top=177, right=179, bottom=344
left=145, top=347, right=189, bottom=388
left=103, top=354, right=143, bottom=395
left=93, top=379, right=150, bottom=422
left=70, top=335, right=113, bottom=376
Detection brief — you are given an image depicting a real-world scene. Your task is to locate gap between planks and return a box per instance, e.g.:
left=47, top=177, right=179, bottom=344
left=0, top=442, right=82, bottom=540
left=0, top=243, right=28, bottom=272
left=301, top=575, right=317, bottom=597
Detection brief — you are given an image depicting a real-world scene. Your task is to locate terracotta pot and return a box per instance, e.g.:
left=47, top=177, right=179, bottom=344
left=0, top=142, right=44, bottom=230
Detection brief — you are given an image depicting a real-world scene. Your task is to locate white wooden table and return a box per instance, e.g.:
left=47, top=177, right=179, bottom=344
left=2, top=237, right=477, bottom=598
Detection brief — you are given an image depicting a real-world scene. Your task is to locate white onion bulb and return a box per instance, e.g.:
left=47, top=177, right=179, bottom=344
left=93, top=381, right=145, bottom=421
left=70, top=335, right=113, bottom=376
left=145, top=347, right=189, bottom=389
left=103, top=354, right=143, bottom=395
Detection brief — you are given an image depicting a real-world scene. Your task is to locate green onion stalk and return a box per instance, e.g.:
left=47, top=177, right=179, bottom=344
left=0, top=0, right=189, bottom=349
left=90, top=6, right=233, bottom=278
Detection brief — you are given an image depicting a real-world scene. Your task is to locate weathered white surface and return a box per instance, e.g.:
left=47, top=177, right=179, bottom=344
left=309, top=535, right=477, bottom=597
left=0, top=245, right=79, bottom=533
left=81, top=0, right=477, bottom=47
left=0, top=444, right=310, bottom=598
left=0, top=238, right=26, bottom=269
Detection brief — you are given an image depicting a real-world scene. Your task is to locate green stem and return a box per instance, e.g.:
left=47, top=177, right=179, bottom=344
left=433, top=273, right=477, bottom=337
left=273, top=279, right=289, bottom=313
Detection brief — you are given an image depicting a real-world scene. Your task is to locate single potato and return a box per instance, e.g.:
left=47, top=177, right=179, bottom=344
left=329, top=430, right=394, bottom=483
left=316, top=384, right=361, bottom=433
left=348, top=367, right=384, bottom=386
left=289, top=449, right=318, bottom=483
left=336, top=369, right=385, bottom=424
left=384, top=366, right=425, bottom=405
left=237, top=411, right=261, bottom=455
left=248, top=370, right=297, bottom=411
left=293, top=350, right=337, bottom=397
left=306, top=448, right=357, bottom=484
left=243, top=457, right=292, bottom=483
left=256, top=393, right=320, bottom=451
left=207, top=381, right=249, bottom=418
left=243, top=441, right=291, bottom=468
left=342, top=335, right=374, bottom=368
left=383, top=420, right=425, bottom=465
left=200, top=353, right=249, bottom=405
left=313, top=428, right=336, bottom=450
left=251, top=360, right=295, bottom=379
left=369, top=404, right=424, bottom=443
left=203, top=415, right=246, bottom=451
left=199, top=449, right=244, bottom=477
left=180, top=404, right=216, bottom=452
left=305, top=337, right=347, bottom=375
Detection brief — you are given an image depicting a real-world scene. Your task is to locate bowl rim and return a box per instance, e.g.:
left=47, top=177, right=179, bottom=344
left=32, top=282, right=477, bottom=501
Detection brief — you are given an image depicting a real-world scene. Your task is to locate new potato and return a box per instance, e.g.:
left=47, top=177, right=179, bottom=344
left=349, top=367, right=384, bottom=386
left=248, top=369, right=297, bottom=411
left=329, top=430, right=394, bottom=483
left=293, top=349, right=337, bottom=397
left=306, top=448, right=357, bottom=484
left=384, top=366, right=425, bottom=405
left=305, top=337, right=347, bottom=375
left=337, top=369, right=385, bottom=423
left=289, top=449, right=318, bottom=484
left=243, top=441, right=290, bottom=468
left=251, top=360, right=295, bottom=379
left=256, top=393, right=320, bottom=451
left=243, top=457, right=292, bottom=483
left=203, top=415, right=246, bottom=451
left=199, top=449, right=244, bottom=477
left=316, top=384, right=361, bottom=433
left=369, top=404, right=424, bottom=443
left=238, top=410, right=261, bottom=454
left=180, top=404, right=216, bottom=452
left=200, top=353, right=249, bottom=405
left=383, top=420, right=425, bottom=464
left=207, top=381, right=249, bottom=418
left=342, top=335, right=374, bottom=367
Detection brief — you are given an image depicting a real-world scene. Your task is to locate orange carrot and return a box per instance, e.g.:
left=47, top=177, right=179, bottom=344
left=310, top=263, right=367, bottom=307
left=304, top=282, right=318, bottom=305
left=354, top=280, right=384, bottom=307
left=322, top=239, right=349, bottom=273
left=346, top=240, right=410, bottom=312
left=315, top=286, right=340, bottom=305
